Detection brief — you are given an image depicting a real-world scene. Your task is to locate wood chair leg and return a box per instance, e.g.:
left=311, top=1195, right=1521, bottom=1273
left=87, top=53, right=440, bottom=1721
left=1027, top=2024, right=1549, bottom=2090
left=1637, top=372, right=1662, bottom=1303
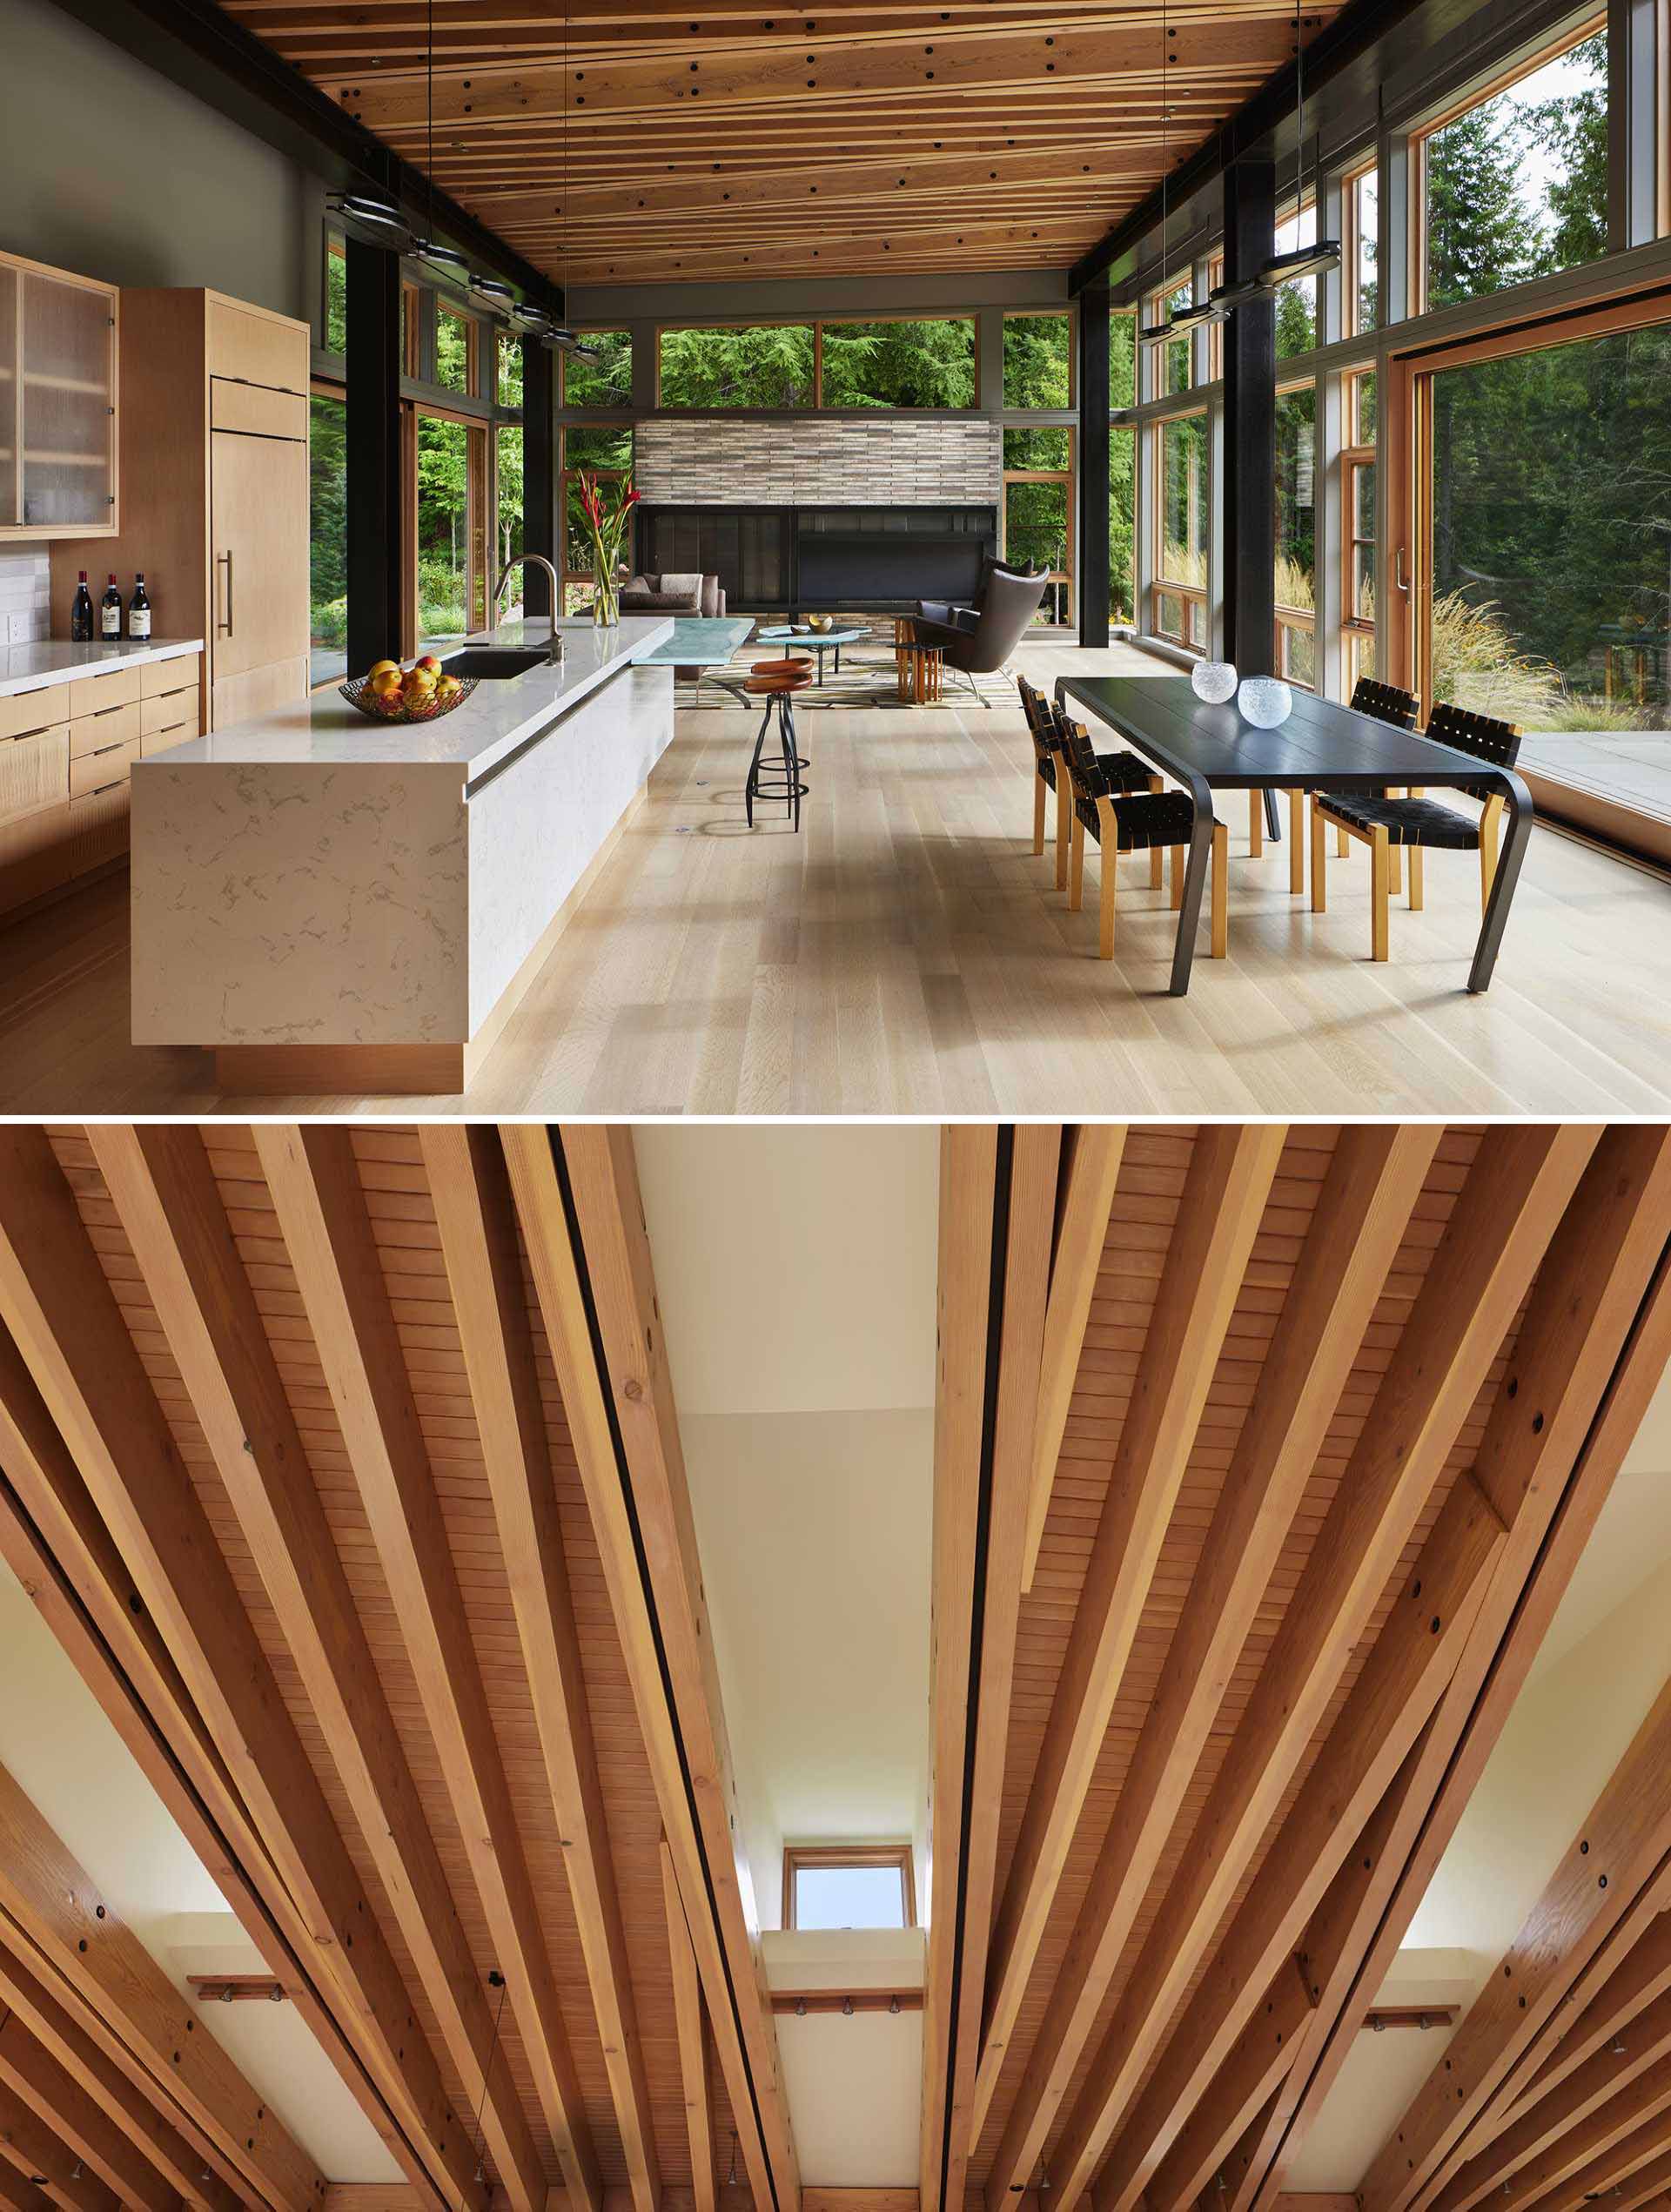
left=1336, top=823, right=1349, bottom=858
left=1310, top=797, right=1327, bottom=913
left=1033, top=773, right=1048, bottom=856
left=1211, top=820, right=1228, bottom=958
left=1069, top=812, right=1085, bottom=911
left=1169, top=842, right=1184, bottom=911
left=1384, top=789, right=1402, bottom=895
left=1370, top=825, right=1391, bottom=961
left=1056, top=776, right=1070, bottom=892
left=1408, top=840, right=1424, bottom=910
left=1289, top=790, right=1305, bottom=895
left=1248, top=788, right=1263, bottom=857
left=1099, top=848, right=1117, bottom=960
left=1480, top=797, right=1501, bottom=912
left=1149, top=777, right=1164, bottom=888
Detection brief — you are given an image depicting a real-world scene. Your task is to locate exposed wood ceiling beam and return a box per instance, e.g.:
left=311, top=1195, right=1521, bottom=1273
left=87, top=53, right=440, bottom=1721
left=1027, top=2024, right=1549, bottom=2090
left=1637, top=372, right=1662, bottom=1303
left=0, top=1126, right=485, bottom=2212
left=1507, top=1915, right=1671, bottom=2130
left=1237, top=1132, right=1671, bottom=2212
left=977, top=1125, right=1287, bottom=2148
left=1036, top=1127, right=1600, bottom=2212
left=0, top=2014, right=178, bottom=2212
left=661, top=1840, right=717, bottom=2212
left=419, top=1125, right=661, bottom=2212
left=982, top=1124, right=1440, bottom=2202
left=502, top=1124, right=802, bottom=2212
left=1147, top=1968, right=1317, bottom=2212
left=0, top=2076, right=118, bottom=2212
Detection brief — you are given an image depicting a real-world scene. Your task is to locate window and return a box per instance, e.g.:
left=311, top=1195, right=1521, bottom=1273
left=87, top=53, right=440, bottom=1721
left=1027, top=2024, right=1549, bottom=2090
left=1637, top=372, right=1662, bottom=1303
left=1418, top=25, right=1608, bottom=312
left=1345, top=160, right=1380, bottom=333
left=416, top=411, right=490, bottom=642
left=497, top=331, right=524, bottom=413
left=1154, top=413, right=1209, bottom=650
left=1274, top=202, right=1319, bottom=359
left=659, top=323, right=814, bottom=407
left=1418, top=313, right=1671, bottom=837
left=1003, top=428, right=1073, bottom=626
left=565, top=329, right=634, bottom=408
left=783, top=1846, right=916, bottom=1931
left=1111, top=425, right=1137, bottom=627
left=562, top=424, right=634, bottom=611
left=1339, top=369, right=1377, bottom=696
left=325, top=234, right=347, bottom=358
left=308, top=389, right=346, bottom=686
left=1110, top=311, right=1137, bottom=409
left=495, top=424, right=524, bottom=596
left=436, top=303, right=476, bottom=397
left=1147, top=280, right=1195, bottom=397
left=820, top=318, right=976, bottom=408
left=1275, top=382, right=1317, bottom=686
left=1003, top=312, right=1073, bottom=408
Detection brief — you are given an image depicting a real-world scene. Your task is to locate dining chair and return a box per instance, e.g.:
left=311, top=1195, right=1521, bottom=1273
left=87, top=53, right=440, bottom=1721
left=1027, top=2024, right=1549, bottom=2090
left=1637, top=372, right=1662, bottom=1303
left=1309, top=699, right=1521, bottom=960
left=1287, top=677, right=1422, bottom=887
left=1017, top=676, right=1169, bottom=894
left=1057, top=716, right=1209, bottom=962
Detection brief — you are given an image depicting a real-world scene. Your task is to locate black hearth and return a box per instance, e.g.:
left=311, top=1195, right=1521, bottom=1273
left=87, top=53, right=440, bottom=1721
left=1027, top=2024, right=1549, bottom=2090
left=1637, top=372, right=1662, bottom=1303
left=634, top=501, right=997, bottom=614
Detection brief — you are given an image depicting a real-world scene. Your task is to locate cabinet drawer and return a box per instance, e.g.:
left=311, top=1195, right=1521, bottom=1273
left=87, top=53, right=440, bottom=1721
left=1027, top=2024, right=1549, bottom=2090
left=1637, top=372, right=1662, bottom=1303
left=70, top=699, right=141, bottom=756
left=64, top=780, right=131, bottom=875
left=0, top=800, right=73, bottom=918
left=207, top=299, right=308, bottom=395
left=140, top=653, right=202, bottom=699
left=211, top=380, right=307, bottom=440
left=70, top=736, right=138, bottom=800
left=0, top=688, right=72, bottom=743
left=141, top=717, right=199, bottom=757
left=67, top=664, right=142, bottom=717
left=0, top=724, right=70, bottom=824
left=141, top=689, right=200, bottom=737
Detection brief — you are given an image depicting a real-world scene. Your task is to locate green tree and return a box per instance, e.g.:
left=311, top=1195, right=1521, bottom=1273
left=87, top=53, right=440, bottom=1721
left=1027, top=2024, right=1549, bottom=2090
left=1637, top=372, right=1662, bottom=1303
left=821, top=319, right=976, bottom=407
left=1524, top=33, right=1609, bottom=272
left=659, top=324, right=815, bottom=406
left=1425, top=103, right=1544, bottom=306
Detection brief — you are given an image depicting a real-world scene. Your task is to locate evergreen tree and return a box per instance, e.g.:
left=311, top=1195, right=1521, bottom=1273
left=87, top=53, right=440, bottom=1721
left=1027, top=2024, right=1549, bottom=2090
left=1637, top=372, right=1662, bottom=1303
left=1524, top=33, right=1609, bottom=273
left=1425, top=104, right=1543, bottom=305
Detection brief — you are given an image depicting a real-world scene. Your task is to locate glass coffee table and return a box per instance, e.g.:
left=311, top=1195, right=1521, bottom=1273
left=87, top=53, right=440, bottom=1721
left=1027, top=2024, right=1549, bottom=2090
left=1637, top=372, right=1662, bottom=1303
left=756, top=624, right=867, bottom=684
left=633, top=616, right=758, bottom=696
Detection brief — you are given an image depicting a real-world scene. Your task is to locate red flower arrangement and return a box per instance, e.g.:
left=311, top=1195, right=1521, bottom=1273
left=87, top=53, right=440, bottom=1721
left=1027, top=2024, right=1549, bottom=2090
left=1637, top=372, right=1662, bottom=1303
left=576, top=470, right=640, bottom=625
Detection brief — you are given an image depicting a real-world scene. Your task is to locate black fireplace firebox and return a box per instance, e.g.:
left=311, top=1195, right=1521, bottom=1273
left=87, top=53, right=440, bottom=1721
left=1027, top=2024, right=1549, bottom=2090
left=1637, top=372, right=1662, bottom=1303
left=634, top=501, right=997, bottom=615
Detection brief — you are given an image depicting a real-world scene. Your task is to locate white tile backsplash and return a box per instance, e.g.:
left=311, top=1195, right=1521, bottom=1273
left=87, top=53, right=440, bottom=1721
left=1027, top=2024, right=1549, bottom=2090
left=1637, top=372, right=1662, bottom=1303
left=0, top=552, right=51, bottom=643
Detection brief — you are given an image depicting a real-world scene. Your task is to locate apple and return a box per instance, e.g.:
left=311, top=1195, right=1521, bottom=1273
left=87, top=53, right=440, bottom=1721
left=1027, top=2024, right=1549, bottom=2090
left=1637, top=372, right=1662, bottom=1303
left=414, top=654, right=443, bottom=676
left=367, top=658, right=400, bottom=681
left=434, top=674, right=461, bottom=702
left=369, top=668, right=403, bottom=698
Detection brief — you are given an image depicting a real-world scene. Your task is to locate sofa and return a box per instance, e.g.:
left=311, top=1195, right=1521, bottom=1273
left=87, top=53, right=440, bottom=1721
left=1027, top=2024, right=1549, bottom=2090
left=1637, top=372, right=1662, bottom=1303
left=618, top=570, right=727, bottom=617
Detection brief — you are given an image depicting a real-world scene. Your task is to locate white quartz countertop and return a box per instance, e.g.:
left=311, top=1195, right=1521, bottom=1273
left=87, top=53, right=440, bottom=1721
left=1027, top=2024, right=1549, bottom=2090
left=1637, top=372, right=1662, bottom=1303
left=138, top=617, right=674, bottom=783
left=0, top=635, right=204, bottom=700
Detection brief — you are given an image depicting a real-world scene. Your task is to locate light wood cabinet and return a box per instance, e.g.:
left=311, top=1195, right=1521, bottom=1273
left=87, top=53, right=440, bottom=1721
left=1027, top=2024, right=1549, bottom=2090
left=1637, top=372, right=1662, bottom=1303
left=0, top=250, right=119, bottom=539
left=211, top=427, right=310, bottom=682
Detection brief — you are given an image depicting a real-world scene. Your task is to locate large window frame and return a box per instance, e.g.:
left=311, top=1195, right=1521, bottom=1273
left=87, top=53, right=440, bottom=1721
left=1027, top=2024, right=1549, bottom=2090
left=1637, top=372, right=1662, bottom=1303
left=1151, top=408, right=1210, bottom=651
left=1002, top=427, right=1075, bottom=627
left=653, top=313, right=983, bottom=410
left=1273, top=377, right=1318, bottom=688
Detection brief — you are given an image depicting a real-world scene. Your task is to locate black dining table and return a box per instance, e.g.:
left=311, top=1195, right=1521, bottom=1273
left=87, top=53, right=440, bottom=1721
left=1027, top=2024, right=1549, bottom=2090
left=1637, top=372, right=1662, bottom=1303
left=1056, top=674, right=1534, bottom=996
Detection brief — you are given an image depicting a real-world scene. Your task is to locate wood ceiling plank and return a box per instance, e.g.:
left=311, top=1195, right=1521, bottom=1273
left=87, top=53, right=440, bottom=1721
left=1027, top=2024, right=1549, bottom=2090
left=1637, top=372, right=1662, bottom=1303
left=920, top=1125, right=1000, bottom=2212
left=980, top=1126, right=1440, bottom=2202
left=0, top=1126, right=471, bottom=2212
left=0, top=2077, right=117, bottom=2212
left=1233, top=1129, right=1671, bottom=2212
left=1360, top=1669, right=1671, bottom=2212
left=0, top=2016, right=177, bottom=2212
left=977, top=1125, right=1287, bottom=2157
left=1145, top=1963, right=1317, bottom=2212
left=0, top=1339, right=453, bottom=2212
left=1453, top=2045, right=1671, bottom=2212
left=0, top=1945, right=241, bottom=2212
left=940, top=1127, right=1064, bottom=2212
left=1037, top=1126, right=1600, bottom=2212
left=419, top=1124, right=660, bottom=2212
left=243, top=1124, right=599, bottom=2212
left=501, top=1125, right=800, bottom=2212
left=88, top=1123, right=573, bottom=2212
left=660, top=1842, right=715, bottom=2212
left=1507, top=1915, right=1671, bottom=2128
left=1023, top=1126, right=1126, bottom=1594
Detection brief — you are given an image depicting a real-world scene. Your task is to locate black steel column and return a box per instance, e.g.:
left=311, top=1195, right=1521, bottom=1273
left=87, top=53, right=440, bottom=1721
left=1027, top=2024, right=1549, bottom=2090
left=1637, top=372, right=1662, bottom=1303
left=1077, top=283, right=1111, bottom=649
left=521, top=334, right=556, bottom=622
left=346, top=237, right=404, bottom=671
left=1221, top=153, right=1277, bottom=676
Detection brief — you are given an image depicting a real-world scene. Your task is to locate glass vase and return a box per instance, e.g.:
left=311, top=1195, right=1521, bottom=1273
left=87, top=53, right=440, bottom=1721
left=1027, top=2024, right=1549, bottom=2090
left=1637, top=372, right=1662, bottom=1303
left=591, top=559, right=620, bottom=630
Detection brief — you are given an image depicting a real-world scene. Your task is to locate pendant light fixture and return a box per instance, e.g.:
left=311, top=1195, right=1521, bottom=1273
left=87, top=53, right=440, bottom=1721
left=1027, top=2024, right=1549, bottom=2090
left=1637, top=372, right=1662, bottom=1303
left=331, top=186, right=413, bottom=249
left=1258, top=0, right=1339, bottom=285
left=1137, top=15, right=1178, bottom=348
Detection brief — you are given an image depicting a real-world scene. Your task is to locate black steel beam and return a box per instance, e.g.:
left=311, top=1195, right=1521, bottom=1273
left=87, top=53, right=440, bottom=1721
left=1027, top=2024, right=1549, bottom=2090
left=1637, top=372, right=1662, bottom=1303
left=1068, top=0, right=1444, bottom=292
left=44, top=0, right=564, bottom=318
left=1220, top=155, right=1277, bottom=682
left=346, top=239, right=406, bottom=672
left=1077, top=286, right=1112, bottom=649
left=521, top=336, right=557, bottom=622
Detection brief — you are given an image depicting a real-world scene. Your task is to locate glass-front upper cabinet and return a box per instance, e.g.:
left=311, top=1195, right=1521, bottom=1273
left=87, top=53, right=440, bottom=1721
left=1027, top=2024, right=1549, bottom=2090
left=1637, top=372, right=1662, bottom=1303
left=0, top=252, right=118, bottom=538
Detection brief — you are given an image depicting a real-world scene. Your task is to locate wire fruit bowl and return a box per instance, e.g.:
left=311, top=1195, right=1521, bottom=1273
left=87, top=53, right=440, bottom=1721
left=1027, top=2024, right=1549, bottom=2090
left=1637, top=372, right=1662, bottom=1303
left=339, top=671, right=480, bottom=723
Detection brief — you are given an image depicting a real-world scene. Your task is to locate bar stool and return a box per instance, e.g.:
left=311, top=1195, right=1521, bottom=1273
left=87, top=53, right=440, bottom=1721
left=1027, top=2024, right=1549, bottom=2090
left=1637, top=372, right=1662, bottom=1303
left=742, top=659, right=812, bottom=830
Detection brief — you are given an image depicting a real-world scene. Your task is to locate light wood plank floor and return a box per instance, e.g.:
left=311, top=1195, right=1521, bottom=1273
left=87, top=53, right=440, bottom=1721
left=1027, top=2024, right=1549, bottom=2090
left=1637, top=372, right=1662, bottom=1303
left=3, top=637, right=1671, bottom=1116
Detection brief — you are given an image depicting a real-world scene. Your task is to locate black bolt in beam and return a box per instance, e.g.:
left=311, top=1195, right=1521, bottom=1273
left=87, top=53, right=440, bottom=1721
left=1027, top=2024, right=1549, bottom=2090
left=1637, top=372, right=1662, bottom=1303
left=46, top=0, right=565, bottom=319
left=1069, top=0, right=1441, bottom=293
left=346, top=239, right=406, bottom=673
left=1077, top=287, right=1112, bottom=649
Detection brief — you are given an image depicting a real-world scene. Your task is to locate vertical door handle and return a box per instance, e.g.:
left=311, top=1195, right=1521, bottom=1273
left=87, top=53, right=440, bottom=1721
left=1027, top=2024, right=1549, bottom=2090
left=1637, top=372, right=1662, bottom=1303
left=217, top=551, right=235, bottom=635
left=1393, top=545, right=1410, bottom=595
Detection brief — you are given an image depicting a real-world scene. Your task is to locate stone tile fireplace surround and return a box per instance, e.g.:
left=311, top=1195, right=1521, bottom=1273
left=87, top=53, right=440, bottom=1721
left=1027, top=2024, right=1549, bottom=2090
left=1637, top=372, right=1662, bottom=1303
left=635, top=414, right=1002, bottom=504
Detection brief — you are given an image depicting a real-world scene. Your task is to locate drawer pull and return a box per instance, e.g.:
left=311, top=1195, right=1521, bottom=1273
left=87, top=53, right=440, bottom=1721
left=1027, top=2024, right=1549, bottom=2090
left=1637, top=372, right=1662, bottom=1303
left=90, top=779, right=125, bottom=797
left=92, top=738, right=124, bottom=757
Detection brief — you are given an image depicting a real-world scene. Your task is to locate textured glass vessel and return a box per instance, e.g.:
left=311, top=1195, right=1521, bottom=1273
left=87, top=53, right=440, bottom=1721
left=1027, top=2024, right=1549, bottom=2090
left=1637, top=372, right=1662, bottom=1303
left=1191, top=659, right=1238, bottom=703
left=1238, top=675, right=1293, bottom=728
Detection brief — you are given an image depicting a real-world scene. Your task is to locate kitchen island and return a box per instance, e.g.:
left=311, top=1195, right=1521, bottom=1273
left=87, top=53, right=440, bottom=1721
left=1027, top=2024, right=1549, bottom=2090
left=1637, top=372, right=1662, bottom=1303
left=130, top=615, right=674, bottom=1093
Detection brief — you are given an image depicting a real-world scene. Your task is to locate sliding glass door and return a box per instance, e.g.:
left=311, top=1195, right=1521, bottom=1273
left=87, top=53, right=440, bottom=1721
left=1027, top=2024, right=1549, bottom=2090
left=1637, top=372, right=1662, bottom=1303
left=1407, top=304, right=1671, bottom=854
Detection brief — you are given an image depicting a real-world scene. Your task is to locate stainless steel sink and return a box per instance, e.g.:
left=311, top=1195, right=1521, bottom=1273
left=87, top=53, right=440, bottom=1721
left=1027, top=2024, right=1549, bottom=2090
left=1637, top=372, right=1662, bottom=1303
left=442, top=647, right=552, bottom=678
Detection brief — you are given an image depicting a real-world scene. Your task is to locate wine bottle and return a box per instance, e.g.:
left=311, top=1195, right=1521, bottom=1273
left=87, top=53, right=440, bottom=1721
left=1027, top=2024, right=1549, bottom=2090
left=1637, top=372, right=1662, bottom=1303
left=70, top=571, right=94, bottom=642
left=101, top=574, right=122, bottom=640
left=129, top=575, right=152, bottom=641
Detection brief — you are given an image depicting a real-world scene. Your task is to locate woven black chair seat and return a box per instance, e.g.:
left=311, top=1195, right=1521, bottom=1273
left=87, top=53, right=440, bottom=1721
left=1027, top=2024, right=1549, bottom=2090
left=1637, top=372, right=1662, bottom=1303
left=1097, top=749, right=1157, bottom=794
left=1037, top=752, right=1057, bottom=790
left=1320, top=792, right=1481, bottom=850
left=1077, top=788, right=1198, bottom=851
